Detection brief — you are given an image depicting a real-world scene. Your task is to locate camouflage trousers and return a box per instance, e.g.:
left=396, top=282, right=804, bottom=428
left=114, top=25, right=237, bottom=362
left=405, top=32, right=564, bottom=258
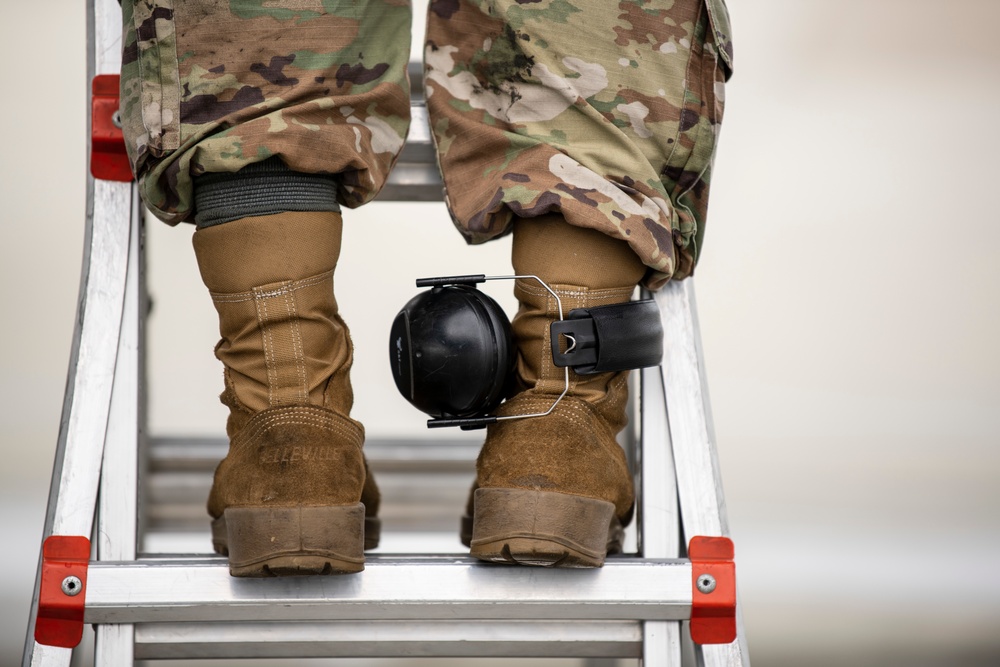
left=121, top=0, right=732, bottom=287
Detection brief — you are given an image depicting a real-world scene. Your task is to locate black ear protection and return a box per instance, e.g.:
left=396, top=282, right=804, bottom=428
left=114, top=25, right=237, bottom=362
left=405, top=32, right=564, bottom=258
left=389, top=276, right=514, bottom=428
left=389, top=274, right=664, bottom=429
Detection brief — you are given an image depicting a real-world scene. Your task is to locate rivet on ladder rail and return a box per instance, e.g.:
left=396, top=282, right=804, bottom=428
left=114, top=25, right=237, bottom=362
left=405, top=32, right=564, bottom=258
left=695, top=573, right=718, bottom=594
left=35, top=535, right=91, bottom=648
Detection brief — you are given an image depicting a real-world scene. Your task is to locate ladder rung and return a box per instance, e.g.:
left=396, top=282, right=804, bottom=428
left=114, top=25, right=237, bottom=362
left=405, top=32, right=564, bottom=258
left=135, top=620, right=643, bottom=660
left=148, top=436, right=480, bottom=472
left=84, top=555, right=693, bottom=625
left=144, top=437, right=482, bottom=541
left=378, top=100, right=444, bottom=201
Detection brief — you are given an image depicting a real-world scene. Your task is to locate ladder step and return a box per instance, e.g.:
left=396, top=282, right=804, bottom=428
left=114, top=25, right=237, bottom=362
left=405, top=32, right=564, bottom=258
left=84, top=555, right=692, bottom=625
left=354, top=437, right=481, bottom=471
left=148, top=436, right=480, bottom=472
left=135, top=620, right=643, bottom=660
left=377, top=68, right=445, bottom=201
left=145, top=437, right=480, bottom=545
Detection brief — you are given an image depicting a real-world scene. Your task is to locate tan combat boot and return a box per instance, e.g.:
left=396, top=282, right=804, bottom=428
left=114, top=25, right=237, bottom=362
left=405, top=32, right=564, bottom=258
left=466, top=214, right=646, bottom=567
left=193, top=211, right=379, bottom=576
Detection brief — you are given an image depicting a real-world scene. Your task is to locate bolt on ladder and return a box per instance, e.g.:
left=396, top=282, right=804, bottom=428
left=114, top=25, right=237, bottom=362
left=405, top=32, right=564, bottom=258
left=23, top=0, right=750, bottom=665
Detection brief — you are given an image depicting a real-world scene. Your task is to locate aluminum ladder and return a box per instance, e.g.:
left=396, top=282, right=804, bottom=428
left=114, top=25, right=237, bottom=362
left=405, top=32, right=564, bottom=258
left=23, top=0, right=750, bottom=664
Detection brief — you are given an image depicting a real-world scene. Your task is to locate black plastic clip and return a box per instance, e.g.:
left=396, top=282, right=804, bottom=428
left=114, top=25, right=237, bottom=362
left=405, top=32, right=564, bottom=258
left=550, top=299, right=663, bottom=374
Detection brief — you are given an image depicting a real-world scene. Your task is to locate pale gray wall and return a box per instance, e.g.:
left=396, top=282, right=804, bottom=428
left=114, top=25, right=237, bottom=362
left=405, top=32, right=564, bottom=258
left=2, top=1, right=999, bottom=665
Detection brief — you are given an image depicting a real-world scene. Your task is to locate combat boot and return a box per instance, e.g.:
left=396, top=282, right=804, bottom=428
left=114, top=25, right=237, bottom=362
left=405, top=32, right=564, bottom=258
left=465, top=214, right=646, bottom=567
left=193, top=211, right=379, bottom=576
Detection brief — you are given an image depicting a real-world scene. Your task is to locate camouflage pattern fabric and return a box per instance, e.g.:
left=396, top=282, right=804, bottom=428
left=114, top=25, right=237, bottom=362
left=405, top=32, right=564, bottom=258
left=120, top=0, right=732, bottom=285
left=425, top=0, right=732, bottom=286
left=120, top=0, right=413, bottom=224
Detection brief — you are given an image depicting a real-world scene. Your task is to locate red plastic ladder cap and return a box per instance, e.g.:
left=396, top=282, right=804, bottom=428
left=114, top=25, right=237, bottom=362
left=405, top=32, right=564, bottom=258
left=689, top=535, right=737, bottom=645
left=91, top=74, right=133, bottom=182
left=35, top=535, right=91, bottom=648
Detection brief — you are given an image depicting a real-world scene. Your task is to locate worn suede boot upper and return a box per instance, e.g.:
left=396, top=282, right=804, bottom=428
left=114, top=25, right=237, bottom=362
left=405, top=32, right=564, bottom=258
left=193, top=212, right=379, bottom=531
left=478, top=281, right=636, bottom=523
left=471, top=214, right=647, bottom=539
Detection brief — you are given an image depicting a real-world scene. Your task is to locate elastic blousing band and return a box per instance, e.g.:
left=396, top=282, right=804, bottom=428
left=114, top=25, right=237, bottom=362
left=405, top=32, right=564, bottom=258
left=193, top=157, right=341, bottom=228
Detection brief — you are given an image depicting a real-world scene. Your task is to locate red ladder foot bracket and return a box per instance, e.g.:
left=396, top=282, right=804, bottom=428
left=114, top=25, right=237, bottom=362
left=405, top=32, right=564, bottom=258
left=35, top=536, right=91, bottom=648
left=689, top=535, right=737, bottom=644
left=91, top=74, right=133, bottom=182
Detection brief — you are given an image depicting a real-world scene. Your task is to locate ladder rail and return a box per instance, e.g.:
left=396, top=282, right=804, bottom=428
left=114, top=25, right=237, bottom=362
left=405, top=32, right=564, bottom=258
left=94, top=190, right=142, bottom=667
left=638, top=363, right=684, bottom=666
left=23, top=2, right=132, bottom=664
left=656, top=281, right=751, bottom=666
left=23, top=160, right=133, bottom=667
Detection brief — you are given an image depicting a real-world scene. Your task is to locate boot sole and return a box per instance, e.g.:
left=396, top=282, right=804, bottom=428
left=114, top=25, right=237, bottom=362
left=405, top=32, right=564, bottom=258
left=214, top=511, right=381, bottom=555
left=212, top=505, right=370, bottom=577
left=468, top=488, right=624, bottom=568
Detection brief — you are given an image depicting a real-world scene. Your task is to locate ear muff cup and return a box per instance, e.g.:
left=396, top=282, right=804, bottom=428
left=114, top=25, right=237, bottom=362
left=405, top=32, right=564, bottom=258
left=389, top=285, right=515, bottom=419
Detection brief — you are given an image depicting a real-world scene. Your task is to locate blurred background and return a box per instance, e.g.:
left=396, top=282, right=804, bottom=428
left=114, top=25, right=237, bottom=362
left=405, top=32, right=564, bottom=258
left=2, top=0, right=999, bottom=665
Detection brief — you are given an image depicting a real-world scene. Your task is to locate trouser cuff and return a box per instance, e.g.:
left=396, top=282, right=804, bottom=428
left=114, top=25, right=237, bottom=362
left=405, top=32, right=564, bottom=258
left=194, top=157, right=341, bottom=228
